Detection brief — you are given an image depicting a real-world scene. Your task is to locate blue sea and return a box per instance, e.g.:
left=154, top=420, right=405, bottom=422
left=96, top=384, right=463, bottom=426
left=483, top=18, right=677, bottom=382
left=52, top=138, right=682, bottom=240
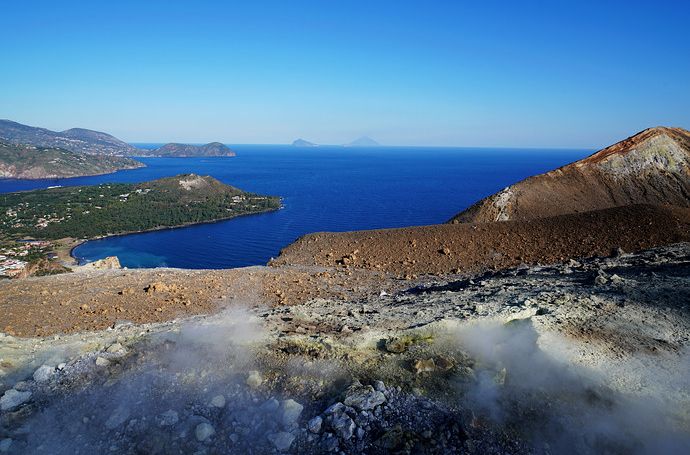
left=0, top=145, right=589, bottom=269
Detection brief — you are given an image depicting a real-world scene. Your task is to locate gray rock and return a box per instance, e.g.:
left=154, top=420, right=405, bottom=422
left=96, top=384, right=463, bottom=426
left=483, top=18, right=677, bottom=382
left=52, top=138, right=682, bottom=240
left=0, top=389, right=31, bottom=411
left=95, top=356, right=111, bottom=367
left=343, top=383, right=386, bottom=411
left=195, top=422, right=215, bottom=441
left=259, top=397, right=280, bottom=413
left=0, top=438, right=12, bottom=453
left=33, top=365, right=54, bottom=383
left=567, top=259, right=581, bottom=267
left=106, top=342, right=124, bottom=353
left=307, top=416, right=323, bottom=433
left=280, top=399, right=304, bottom=426
left=324, top=402, right=346, bottom=416
left=12, top=381, right=29, bottom=391
left=321, top=433, right=339, bottom=452
left=610, top=274, right=624, bottom=284
left=594, top=275, right=608, bottom=285
left=157, top=410, right=179, bottom=427
left=373, top=380, right=386, bottom=392
left=210, top=395, right=225, bottom=408
left=267, top=431, right=295, bottom=451
left=246, top=370, right=262, bottom=389
left=331, top=413, right=356, bottom=439
left=105, top=406, right=130, bottom=430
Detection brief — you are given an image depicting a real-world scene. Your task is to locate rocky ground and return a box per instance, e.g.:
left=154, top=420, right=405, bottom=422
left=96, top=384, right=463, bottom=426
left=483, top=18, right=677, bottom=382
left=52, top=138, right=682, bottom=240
left=272, top=204, right=690, bottom=276
left=1, top=243, right=689, bottom=454
left=2, top=204, right=687, bottom=338
left=0, top=265, right=405, bottom=338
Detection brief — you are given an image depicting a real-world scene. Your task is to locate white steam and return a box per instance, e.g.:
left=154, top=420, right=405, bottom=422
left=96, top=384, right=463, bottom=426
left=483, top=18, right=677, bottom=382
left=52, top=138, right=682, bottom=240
left=455, top=319, right=690, bottom=454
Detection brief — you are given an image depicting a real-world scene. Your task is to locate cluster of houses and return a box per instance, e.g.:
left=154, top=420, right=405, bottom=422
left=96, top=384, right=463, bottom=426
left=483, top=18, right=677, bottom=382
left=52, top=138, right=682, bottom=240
left=4, top=206, right=67, bottom=230
left=0, top=240, right=51, bottom=278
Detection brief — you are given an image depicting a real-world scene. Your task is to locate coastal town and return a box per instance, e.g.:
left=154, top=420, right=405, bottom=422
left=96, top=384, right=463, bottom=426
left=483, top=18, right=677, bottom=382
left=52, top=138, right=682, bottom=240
left=0, top=239, right=54, bottom=278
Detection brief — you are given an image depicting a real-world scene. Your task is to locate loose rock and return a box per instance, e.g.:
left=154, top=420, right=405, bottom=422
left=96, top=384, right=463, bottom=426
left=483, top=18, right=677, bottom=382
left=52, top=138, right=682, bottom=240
left=33, top=365, right=54, bottom=383
left=0, top=389, right=31, bottom=411
left=331, top=413, right=356, bottom=439
left=157, top=410, right=179, bottom=427
left=343, top=382, right=386, bottom=411
left=210, top=395, right=225, bottom=408
left=246, top=370, right=262, bottom=389
left=105, top=406, right=130, bottom=430
left=267, top=431, right=295, bottom=451
left=307, top=416, right=323, bottom=433
left=195, top=422, right=215, bottom=441
left=280, top=399, right=304, bottom=426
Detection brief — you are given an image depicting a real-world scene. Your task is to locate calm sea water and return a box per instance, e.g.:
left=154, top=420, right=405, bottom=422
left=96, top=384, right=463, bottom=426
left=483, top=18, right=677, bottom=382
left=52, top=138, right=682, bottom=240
left=0, top=145, right=589, bottom=269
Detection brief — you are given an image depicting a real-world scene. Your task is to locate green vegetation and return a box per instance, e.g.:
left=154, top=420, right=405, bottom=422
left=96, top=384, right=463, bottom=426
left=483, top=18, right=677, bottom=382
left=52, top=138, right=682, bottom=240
left=0, top=174, right=281, bottom=240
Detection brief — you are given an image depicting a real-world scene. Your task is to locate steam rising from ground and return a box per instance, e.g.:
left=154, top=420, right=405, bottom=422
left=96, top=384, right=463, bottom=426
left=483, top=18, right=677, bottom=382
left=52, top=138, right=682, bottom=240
left=6, top=306, right=690, bottom=454
left=21, top=307, right=271, bottom=454
left=455, top=319, right=690, bottom=454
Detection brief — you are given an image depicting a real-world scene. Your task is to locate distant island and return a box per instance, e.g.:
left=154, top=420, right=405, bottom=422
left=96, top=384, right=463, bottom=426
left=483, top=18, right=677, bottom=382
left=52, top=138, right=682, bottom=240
left=0, top=140, right=144, bottom=179
left=292, top=137, right=382, bottom=147
left=137, top=142, right=237, bottom=157
left=292, top=138, right=318, bottom=147
left=344, top=136, right=380, bottom=147
left=0, top=120, right=238, bottom=158
left=0, top=174, right=279, bottom=240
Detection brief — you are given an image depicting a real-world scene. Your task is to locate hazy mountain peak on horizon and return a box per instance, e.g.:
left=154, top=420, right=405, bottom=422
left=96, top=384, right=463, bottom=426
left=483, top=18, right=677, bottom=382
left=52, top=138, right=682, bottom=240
left=344, top=136, right=380, bottom=147
left=0, top=119, right=140, bottom=156
left=292, top=138, right=318, bottom=147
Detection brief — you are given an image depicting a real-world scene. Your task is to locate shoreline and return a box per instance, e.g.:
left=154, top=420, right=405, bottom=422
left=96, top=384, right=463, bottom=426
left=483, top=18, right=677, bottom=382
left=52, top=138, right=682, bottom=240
left=0, top=161, right=146, bottom=182
left=66, top=204, right=282, bottom=266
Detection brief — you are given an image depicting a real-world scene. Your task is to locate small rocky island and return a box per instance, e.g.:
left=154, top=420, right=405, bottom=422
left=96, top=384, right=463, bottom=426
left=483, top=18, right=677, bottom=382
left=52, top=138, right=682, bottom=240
left=292, top=138, right=318, bottom=147
left=141, top=142, right=237, bottom=157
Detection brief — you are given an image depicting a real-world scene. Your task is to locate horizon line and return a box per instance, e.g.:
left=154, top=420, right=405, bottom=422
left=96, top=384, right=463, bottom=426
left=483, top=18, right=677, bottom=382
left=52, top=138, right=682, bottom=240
left=129, top=141, right=595, bottom=151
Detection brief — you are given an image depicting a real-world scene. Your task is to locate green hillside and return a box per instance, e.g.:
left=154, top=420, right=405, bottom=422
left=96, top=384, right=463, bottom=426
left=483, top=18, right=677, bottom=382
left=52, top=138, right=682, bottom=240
left=0, top=174, right=280, bottom=239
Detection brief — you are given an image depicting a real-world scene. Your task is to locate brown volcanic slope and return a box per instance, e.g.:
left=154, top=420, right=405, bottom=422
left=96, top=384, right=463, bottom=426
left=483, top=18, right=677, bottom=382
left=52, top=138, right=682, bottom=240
left=450, top=127, right=690, bottom=223
left=272, top=204, right=690, bottom=277
left=3, top=204, right=688, bottom=338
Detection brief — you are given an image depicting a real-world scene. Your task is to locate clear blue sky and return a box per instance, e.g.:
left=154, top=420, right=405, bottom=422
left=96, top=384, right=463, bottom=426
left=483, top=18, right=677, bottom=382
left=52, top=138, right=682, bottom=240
left=2, top=0, right=689, bottom=147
